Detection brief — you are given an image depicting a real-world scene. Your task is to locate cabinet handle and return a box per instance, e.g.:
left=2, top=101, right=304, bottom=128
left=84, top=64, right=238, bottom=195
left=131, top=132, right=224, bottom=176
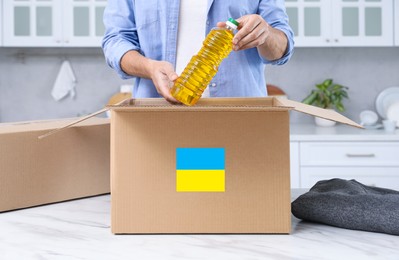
left=326, top=39, right=330, bottom=43
left=346, top=153, right=375, bottom=158
left=334, top=39, right=339, bottom=43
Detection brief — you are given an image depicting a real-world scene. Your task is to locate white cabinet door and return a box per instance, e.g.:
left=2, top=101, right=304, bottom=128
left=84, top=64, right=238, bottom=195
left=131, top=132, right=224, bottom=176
left=290, top=142, right=300, bottom=188
left=2, top=0, right=106, bottom=47
left=300, top=142, right=399, bottom=167
left=3, top=0, right=63, bottom=46
left=0, top=0, right=3, bottom=45
left=63, top=0, right=107, bottom=47
left=298, top=141, right=399, bottom=189
left=395, top=0, right=399, bottom=46
left=285, top=0, right=331, bottom=47
left=285, top=0, right=394, bottom=47
left=332, top=0, right=394, bottom=46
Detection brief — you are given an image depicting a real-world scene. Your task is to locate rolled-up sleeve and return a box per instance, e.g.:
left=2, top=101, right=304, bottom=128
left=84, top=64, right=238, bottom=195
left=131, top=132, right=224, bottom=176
left=258, top=0, right=295, bottom=65
left=102, top=0, right=141, bottom=79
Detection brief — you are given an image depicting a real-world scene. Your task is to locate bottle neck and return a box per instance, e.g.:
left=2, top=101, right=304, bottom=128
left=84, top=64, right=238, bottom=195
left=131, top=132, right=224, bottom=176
left=225, top=25, right=235, bottom=32
left=225, top=19, right=238, bottom=32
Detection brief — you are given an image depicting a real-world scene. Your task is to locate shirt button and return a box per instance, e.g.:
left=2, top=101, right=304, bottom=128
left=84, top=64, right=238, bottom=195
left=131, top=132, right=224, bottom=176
left=206, top=20, right=210, bottom=25
left=211, top=83, right=216, bottom=87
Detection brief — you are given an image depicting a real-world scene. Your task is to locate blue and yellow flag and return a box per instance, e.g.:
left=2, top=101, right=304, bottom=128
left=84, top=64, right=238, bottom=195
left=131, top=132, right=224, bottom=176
left=176, top=148, right=225, bottom=192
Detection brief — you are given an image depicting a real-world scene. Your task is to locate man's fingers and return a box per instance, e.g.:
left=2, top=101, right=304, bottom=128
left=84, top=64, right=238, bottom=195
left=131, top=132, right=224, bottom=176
left=236, top=37, right=263, bottom=51
left=149, top=60, right=182, bottom=104
left=164, top=91, right=180, bottom=104
left=234, top=22, right=259, bottom=42
left=233, top=14, right=271, bottom=51
left=216, top=22, right=226, bottom=28
left=158, top=78, right=180, bottom=104
left=234, top=24, right=266, bottom=51
left=233, top=17, right=259, bottom=43
left=168, top=72, right=178, bottom=82
left=157, top=83, right=178, bottom=103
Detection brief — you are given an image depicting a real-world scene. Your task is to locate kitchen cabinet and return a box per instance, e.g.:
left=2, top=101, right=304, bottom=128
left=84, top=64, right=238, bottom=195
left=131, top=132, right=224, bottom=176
left=285, top=0, right=330, bottom=47
left=0, top=0, right=3, bottom=45
left=300, top=142, right=399, bottom=190
left=285, top=0, right=394, bottom=47
left=2, top=0, right=106, bottom=47
left=3, top=0, right=62, bottom=46
left=290, top=124, right=399, bottom=190
left=63, top=0, right=107, bottom=46
left=395, top=0, right=399, bottom=46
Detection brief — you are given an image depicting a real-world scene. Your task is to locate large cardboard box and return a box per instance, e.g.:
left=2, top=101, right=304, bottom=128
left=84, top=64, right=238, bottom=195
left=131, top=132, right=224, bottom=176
left=0, top=117, right=110, bottom=212
left=52, top=98, right=360, bottom=234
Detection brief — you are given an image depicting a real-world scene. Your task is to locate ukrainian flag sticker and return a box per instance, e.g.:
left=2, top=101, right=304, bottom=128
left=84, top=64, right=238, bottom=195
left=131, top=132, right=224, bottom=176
left=176, top=148, right=225, bottom=192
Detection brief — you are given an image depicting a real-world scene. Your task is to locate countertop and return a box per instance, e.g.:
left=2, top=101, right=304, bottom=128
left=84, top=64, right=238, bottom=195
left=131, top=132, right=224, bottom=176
left=0, top=190, right=398, bottom=260
left=290, top=123, right=399, bottom=141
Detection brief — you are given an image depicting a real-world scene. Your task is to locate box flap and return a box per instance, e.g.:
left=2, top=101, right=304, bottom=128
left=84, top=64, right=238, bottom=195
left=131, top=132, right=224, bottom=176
left=274, top=97, right=362, bottom=128
left=0, top=117, right=109, bottom=134
left=39, top=98, right=288, bottom=138
left=38, top=98, right=131, bottom=139
left=38, top=107, right=109, bottom=139
left=109, top=97, right=292, bottom=112
left=113, top=97, right=276, bottom=107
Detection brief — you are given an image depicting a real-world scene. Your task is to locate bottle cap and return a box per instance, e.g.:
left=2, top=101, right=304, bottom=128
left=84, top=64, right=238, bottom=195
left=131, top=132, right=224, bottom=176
left=226, top=18, right=239, bottom=30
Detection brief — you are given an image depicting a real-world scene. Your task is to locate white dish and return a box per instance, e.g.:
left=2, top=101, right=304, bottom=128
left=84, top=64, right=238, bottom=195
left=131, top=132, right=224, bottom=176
left=375, top=86, right=399, bottom=119
left=359, top=110, right=378, bottom=126
left=386, top=102, right=399, bottom=127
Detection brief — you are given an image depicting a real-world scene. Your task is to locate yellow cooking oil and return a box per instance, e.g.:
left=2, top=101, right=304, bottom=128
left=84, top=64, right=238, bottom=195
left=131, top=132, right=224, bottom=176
left=171, top=18, right=239, bottom=106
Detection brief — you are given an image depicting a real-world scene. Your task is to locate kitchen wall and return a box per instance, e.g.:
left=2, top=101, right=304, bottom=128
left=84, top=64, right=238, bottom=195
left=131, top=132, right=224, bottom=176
left=1, top=47, right=399, bottom=123
left=0, top=47, right=125, bottom=123
left=268, top=47, right=399, bottom=123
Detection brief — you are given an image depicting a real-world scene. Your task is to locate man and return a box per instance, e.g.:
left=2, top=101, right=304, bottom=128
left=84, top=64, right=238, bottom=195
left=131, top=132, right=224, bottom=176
left=102, top=1, right=294, bottom=103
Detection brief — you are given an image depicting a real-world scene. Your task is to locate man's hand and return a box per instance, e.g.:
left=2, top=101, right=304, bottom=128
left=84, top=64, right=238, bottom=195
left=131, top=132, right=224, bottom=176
left=218, top=15, right=269, bottom=52
left=121, top=50, right=180, bottom=104
left=148, top=60, right=180, bottom=104
left=217, top=14, right=288, bottom=61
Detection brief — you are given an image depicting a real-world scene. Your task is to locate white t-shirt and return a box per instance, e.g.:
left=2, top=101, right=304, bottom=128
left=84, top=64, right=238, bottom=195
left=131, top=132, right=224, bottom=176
left=175, top=0, right=210, bottom=97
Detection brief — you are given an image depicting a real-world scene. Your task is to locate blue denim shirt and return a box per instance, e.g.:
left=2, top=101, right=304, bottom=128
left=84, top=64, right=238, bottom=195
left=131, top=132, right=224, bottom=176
left=103, top=0, right=294, bottom=98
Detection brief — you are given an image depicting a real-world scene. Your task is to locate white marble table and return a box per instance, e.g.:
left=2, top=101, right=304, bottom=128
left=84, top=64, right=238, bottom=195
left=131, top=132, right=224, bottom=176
left=0, top=190, right=398, bottom=260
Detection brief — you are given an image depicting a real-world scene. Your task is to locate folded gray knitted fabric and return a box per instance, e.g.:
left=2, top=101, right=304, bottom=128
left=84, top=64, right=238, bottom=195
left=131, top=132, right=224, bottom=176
left=291, top=178, right=399, bottom=235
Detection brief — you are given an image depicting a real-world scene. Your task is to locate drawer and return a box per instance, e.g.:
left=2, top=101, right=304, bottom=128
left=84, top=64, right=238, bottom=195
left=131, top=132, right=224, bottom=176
left=300, top=142, right=399, bottom=166
left=301, top=167, right=399, bottom=190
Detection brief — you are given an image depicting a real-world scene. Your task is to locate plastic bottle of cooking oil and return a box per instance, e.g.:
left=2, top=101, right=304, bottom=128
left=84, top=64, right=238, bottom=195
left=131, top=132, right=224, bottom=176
left=170, top=18, right=239, bottom=106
